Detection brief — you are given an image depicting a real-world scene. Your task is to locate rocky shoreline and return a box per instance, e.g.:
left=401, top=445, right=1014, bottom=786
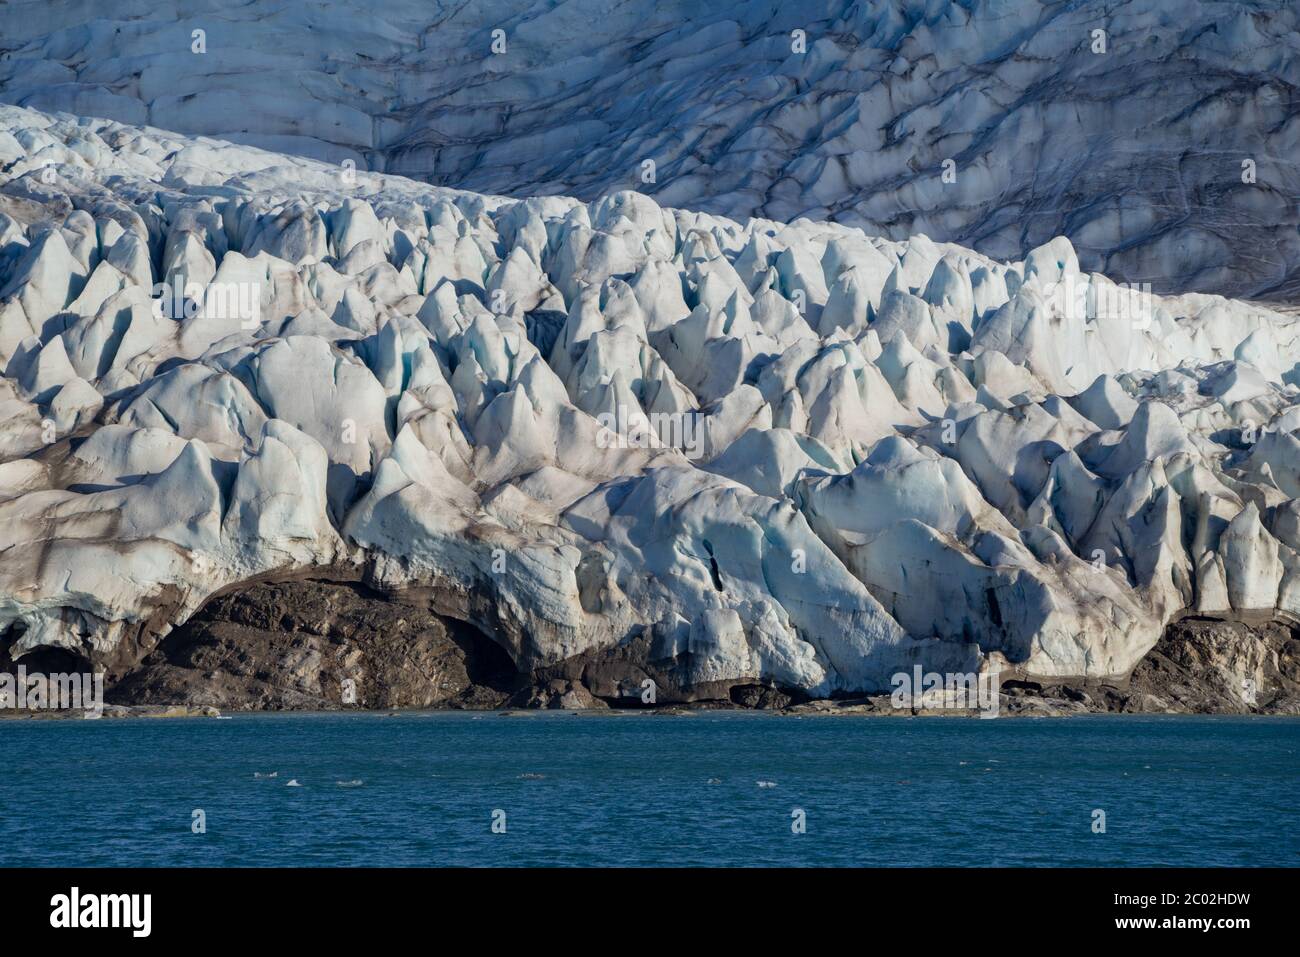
left=7, top=579, right=1296, bottom=719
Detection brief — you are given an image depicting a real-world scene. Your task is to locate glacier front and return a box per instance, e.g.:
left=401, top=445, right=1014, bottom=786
left=1, top=103, right=1299, bottom=709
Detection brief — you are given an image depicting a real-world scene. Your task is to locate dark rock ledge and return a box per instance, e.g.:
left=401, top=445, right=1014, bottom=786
left=4, top=580, right=1299, bottom=717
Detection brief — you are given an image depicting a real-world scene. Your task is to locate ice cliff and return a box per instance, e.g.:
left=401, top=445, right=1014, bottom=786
left=1, top=103, right=1299, bottom=698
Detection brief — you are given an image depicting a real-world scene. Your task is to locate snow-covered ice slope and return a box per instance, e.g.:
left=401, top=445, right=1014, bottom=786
left=2, top=104, right=1299, bottom=693
left=1, top=0, right=1297, bottom=298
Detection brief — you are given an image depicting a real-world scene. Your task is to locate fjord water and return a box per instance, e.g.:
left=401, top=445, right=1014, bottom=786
left=2, top=713, right=1295, bottom=867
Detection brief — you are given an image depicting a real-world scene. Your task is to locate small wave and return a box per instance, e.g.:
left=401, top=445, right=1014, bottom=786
left=254, top=771, right=278, bottom=779
left=336, top=779, right=364, bottom=787
left=518, top=772, right=545, bottom=780
left=756, top=780, right=777, bottom=788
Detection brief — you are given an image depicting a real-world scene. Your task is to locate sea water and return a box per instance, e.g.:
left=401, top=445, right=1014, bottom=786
left=1, top=712, right=1295, bottom=866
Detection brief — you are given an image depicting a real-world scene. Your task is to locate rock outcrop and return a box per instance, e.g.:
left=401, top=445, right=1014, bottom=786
left=106, top=578, right=520, bottom=710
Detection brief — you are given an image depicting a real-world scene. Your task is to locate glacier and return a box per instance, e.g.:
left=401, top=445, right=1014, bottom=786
left=1, top=0, right=1297, bottom=299
left=1, top=101, right=1299, bottom=707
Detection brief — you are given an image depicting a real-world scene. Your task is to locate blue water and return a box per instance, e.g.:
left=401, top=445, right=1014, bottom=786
left=1, top=712, right=1296, bottom=866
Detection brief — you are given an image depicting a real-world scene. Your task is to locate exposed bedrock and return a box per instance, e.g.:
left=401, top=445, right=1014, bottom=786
left=106, top=579, right=521, bottom=711
left=2, top=104, right=1300, bottom=704
left=102, top=577, right=802, bottom=710
left=997, top=614, right=1300, bottom=715
left=1121, top=614, right=1300, bottom=713
left=94, top=579, right=1300, bottom=714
